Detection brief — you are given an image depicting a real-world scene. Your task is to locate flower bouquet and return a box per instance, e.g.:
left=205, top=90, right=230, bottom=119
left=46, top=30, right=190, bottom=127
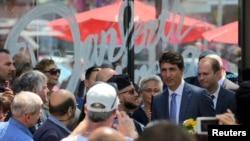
left=183, top=118, right=196, bottom=134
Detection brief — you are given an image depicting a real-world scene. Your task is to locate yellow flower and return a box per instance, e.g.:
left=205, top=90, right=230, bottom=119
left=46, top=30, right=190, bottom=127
left=183, top=118, right=196, bottom=134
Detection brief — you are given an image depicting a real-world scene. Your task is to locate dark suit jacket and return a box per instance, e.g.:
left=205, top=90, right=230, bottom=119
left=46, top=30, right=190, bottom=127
left=151, top=82, right=215, bottom=124
left=33, top=117, right=70, bottom=141
left=131, top=106, right=149, bottom=126
left=216, top=87, right=236, bottom=114
left=185, top=76, right=239, bottom=92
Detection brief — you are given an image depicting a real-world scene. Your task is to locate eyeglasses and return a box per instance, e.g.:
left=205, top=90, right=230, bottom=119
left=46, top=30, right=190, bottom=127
left=44, top=68, right=61, bottom=75
left=119, top=88, right=135, bottom=95
left=142, top=88, right=160, bottom=93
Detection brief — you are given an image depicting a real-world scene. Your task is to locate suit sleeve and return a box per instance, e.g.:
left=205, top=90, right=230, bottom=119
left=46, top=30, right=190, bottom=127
left=199, top=89, right=216, bottom=116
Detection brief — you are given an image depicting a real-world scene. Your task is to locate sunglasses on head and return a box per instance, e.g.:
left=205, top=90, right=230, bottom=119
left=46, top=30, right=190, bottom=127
left=44, top=68, right=61, bottom=75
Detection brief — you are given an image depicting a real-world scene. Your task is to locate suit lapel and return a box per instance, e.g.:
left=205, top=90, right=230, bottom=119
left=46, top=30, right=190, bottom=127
left=179, top=83, right=192, bottom=122
left=216, top=87, right=226, bottom=113
left=162, top=89, right=170, bottom=118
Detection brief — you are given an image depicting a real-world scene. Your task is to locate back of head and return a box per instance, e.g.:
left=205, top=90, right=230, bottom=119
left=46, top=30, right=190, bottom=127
left=14, top=61, right=33, bottom=78
left=86, top=82, right=119, bottom=112
left=49, top=89, right=76, bottom=116
left=198, top=50, right=216, bottom=61
left=85, top=66, right=102, bottom=80
left=11, top=91, right=43, bottom=118
left=235, top=81, right=250, bottom=125
left=12, top=70, right=48, bottom=94
left=95, top=68, right=118, bottom=82
left=86, top=82, right=119, bottom=122
left=136, top=120, right=196, bottom=141
left=88, top=126, right=125, bottom=141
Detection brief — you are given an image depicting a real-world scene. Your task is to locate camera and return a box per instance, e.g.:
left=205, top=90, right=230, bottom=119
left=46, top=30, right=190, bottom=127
left=196, top=117, right=220, bottom=134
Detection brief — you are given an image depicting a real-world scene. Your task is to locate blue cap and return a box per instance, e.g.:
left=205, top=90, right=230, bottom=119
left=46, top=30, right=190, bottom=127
left=199, top=50, right=216, bottom=60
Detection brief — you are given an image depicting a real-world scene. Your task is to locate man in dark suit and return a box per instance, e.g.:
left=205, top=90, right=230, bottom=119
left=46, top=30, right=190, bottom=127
left=151, top=51, right=215, bottom=124
left=185, top=51, right=239, bottom=92
left=198, top=57, right=236, bottom=114
left=33, top=89, right=77, bottom=141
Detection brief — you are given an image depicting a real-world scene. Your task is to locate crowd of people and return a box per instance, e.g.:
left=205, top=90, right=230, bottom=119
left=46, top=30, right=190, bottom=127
left=0, top=48, right=249, bottom=141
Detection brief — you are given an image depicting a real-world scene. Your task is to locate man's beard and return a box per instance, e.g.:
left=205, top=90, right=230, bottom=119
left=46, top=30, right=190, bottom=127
left=124, top=101, right=138, bottom=110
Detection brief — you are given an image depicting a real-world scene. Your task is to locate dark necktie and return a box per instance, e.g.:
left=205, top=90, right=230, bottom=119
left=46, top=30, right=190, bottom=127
left=170, top=93, right=177, bottom=123
left=211, top=95, right=215, bottom=100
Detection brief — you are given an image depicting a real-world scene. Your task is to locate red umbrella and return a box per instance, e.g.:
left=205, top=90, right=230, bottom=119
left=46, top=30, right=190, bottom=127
left=202, top=21, right=238, bottom=44
left=47, top=0, right=214, bottom=44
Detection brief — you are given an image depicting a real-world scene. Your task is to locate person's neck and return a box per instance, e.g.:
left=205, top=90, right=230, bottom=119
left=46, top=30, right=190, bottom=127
left=208, top=84, right=219, bottom=94
left=118, top=105, right=130, bottom=114
left=52, top=114, right=69, bottom=127
left=81, top=121, right=111, bottom=137
left=143, top=103, right=151, bottom=112
left=47, top=84, right=54, bottom=91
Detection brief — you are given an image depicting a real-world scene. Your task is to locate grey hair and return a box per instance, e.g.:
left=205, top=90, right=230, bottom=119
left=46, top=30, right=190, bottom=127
left=13, top=70, right=48, bottom=93
left=138, top=75, right=163, bottom=93
left=87, top=110, right=114, bottom=122
left=11, top=91, right=43, bottom=117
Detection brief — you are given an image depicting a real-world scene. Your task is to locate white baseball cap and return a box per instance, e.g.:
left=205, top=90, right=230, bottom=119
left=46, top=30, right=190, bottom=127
left=86, top=82, right=119, bottom=112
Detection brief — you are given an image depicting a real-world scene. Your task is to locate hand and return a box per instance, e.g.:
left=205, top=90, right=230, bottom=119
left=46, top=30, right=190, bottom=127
left=1, top=87, right=14, bottom=101
left=216, top=109, right=237, bottom=125
left=113, top=110, right=138, bottom=139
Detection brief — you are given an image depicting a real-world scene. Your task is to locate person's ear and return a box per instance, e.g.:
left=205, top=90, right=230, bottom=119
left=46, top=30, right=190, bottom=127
left=32, top=87, right=36, bottom=93
left=67, top=106, right=74, bottom=117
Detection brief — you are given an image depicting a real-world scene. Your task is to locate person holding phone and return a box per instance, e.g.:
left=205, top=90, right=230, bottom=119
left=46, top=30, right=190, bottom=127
left=0, top=49, right=15, bottom=96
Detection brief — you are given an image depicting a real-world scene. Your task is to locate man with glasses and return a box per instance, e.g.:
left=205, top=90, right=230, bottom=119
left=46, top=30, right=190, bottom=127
left=107, top=74, right=144, bottom=134
left=33, top=89, right=77, bottom=141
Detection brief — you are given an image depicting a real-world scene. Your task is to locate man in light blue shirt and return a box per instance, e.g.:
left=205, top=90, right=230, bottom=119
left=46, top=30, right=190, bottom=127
left=0, top=91, right=43, bottom=141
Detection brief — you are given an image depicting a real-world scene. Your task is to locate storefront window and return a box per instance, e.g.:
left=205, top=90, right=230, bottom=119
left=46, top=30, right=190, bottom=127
left=0, top=0, right=239, bottom=92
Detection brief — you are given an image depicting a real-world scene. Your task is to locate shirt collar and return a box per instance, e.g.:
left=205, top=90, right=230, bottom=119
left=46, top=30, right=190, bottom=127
left=168, top=79, right=184, bottom=96
left=48, top=115, right=71, bottom=133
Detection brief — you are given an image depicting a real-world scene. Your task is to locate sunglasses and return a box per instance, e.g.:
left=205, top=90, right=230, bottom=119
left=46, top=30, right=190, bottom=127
left=119, top=88, right=135, bottom=95
left=44, top=68, right=61, bottom=75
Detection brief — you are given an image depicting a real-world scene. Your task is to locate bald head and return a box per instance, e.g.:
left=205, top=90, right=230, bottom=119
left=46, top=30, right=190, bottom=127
left=88, top=126, right=125, bottom=141
left=96, top=68, right=118, bottom=82
left=49, top=89, right=76, bottom=115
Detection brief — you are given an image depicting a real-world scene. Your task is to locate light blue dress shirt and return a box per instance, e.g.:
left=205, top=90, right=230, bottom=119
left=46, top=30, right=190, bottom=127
left=0, top=118, right=33, bottom=141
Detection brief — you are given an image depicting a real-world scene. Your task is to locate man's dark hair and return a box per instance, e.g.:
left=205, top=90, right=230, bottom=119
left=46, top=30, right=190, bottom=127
left=85, top=66, right=101, bottom=80
left=136, top=120, right=195, bottom=141
left=49, top=98, right=75, bottom=116
left=159, top=51, right=184, bottom=70
left=0, top=48, right=10, bottom=54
